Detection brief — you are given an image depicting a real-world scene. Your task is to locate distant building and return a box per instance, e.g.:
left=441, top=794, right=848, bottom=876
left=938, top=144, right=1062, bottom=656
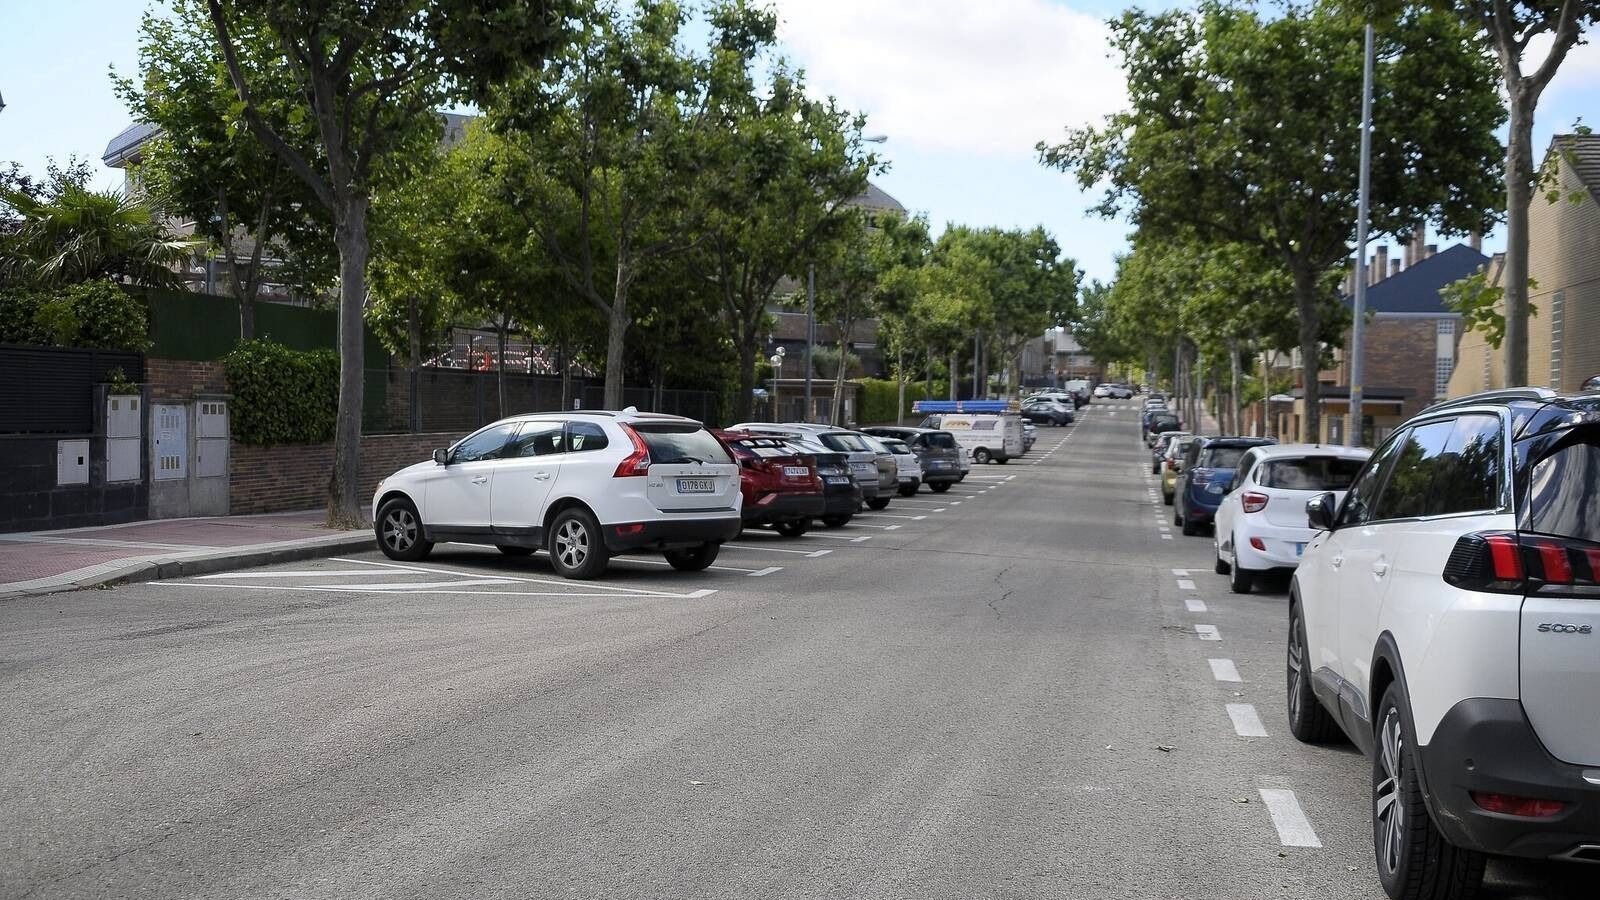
left=1449, top=133, right=1600, bottom=396
left=1283, top=242, right=1487, bottom=445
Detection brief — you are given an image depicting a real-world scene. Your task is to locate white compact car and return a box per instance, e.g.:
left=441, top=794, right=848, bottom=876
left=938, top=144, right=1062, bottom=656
left=1289, top=388, right=1600, bottom=899
left=872, top=435, right=923, bottom=497
left=1211, top=443, right=1371, bottom=593
left=370, top=409, right=741, bottom=579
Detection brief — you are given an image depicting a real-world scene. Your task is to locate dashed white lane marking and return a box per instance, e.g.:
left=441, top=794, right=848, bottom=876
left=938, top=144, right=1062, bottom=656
left=1176, top=579, right=1196, bottom=590
left=724, top=543, right=831, bottom=557
left=1161, top=534, right=1174, bottom=540
left=1171, top=568, right=1191, bottom=576
left=951, top=501, right=962, bottom=505
left=747, top=566, right=782, bottom=577
left=1185, top=597, right=1207, bottom=613
left=1227, top=703, right=1268, bottom=737
left=1259, top=788, right=1323, bottom=848
left=1208, top=659, right=1242, bottom=682
left=1196, top=624, right=1221, bottom=641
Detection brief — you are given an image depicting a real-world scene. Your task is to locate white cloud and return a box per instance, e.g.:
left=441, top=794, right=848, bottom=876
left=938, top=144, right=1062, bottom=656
left=770, top=0, right=1127, bottom=159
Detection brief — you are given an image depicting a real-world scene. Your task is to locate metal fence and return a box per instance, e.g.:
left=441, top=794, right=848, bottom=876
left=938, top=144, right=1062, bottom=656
left=363, top=365, right=727, bottom=435
left=0, top=344, right=146, bottom=434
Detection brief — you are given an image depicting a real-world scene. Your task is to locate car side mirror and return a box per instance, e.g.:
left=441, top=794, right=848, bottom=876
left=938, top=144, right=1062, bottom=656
left=433, top=448, right=449, bottom=466
left=1306, top=492, right=1337, bottom=531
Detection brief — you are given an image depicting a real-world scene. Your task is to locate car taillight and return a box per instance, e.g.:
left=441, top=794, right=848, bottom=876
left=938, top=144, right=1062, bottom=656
left=1241, top=491, right=1269, bottom=513
left=1165, top=459, right=1176, bottom=471
left=1442, top=531, right=1600, bottom=594
left=613, top=424, right=651, bottom=477
left=1470, top=791, right=1565, bottom=818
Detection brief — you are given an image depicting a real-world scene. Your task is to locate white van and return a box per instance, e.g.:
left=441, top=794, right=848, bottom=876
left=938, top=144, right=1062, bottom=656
left=917, top=413, right=1026, bottom=464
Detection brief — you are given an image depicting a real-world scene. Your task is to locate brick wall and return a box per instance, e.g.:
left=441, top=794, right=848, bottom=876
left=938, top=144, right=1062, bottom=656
left=1337, top=317, right=1439, bottom=419
left=147, top=358, right=227, bottom=401
left=229, top=431, right=462, bottom=515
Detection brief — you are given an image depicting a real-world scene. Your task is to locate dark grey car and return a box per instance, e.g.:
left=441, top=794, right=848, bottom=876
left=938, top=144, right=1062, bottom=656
left=861, top=426, right=963, bottom=493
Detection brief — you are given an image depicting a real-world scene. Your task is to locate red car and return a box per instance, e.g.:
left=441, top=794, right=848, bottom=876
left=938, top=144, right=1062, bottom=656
left=713, top=430, right=828, bottom=537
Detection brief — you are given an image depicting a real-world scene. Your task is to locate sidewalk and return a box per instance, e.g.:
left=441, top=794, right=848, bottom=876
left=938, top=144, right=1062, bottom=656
left=0, top=510, right=375, bottom=600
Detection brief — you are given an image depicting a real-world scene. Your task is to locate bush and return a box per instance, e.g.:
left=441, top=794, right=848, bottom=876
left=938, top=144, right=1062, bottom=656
left=224, top=339, right=339, bottom=445
left=854, top=377, right=929, bottom=426
left=33, top=281, right=151, bottom=351
left=0, top=289, right=50, bottom=345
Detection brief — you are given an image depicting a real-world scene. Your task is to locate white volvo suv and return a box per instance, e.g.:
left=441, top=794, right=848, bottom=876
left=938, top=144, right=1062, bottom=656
left=371, top=409, right=741, bottom=579
left=1289, top=389, right=1600, bottom=898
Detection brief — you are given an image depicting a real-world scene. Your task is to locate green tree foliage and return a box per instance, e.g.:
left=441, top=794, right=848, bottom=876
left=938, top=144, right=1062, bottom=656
left=202, top=0, right=571, bottom=523
left=34, top=282, right=153, bottom=351
left=1041, top=0, right=1504, bottom=440
left=0, top=183, right=201, bottom=290
left=224, top=340, right=340, bottom=445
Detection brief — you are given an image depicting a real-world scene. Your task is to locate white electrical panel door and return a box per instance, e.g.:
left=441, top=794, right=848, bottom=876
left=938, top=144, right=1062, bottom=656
left=107, top=438, right=140, bottom=482
left=105, top=394, right=141, bottom=438
left=57, top=439, right=90, bottom=485
left=153, top=404, right=187, bottom=481
left=196, top=400, right=228, bottom=439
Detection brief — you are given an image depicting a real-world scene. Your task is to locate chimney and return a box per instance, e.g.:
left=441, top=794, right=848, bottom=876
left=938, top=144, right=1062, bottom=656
left=1469, top=232, right=1482, bottom=252
left=1375, top=245, right=1388, bottom=283
left=1343, top=268, right=1355, bottom=295
left=1409, top=231, right=1426, bottom=266
left=1426, top=243, right=1437, bottom=259
left=1390, top=259, right=1401, bottom=278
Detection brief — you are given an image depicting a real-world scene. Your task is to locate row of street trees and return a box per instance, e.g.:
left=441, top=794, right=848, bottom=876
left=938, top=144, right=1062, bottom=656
left=98, top=0, right=1075, bottom=524
left=1042, top=0, right=1596, bottom=439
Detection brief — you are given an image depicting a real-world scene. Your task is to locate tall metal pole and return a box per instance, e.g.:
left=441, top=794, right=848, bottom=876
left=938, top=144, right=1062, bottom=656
left=1348, top=23, right=1374, bottom=447
left=804, top=264, right=815, bottom=422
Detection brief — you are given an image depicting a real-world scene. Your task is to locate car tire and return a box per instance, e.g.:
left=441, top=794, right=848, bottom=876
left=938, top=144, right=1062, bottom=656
left=821, top=515, right=851, bottom=528
left=867, top=497, right=891, bottom=510
left=774, top=520, right=808, bottom=538
left=376, top=498, right=433, bottom=561
left=664, top=543, right=719, bottom=572
left=1163, top=490, right=1174, bottom=506
left=973, top=448, right=991, bottom=465
left=1230, top=558, right=1253, bottom=593
left=1214, top=544, right=1230, bottom=575
left=1372, top=685, right=1486, bottom=900
left=1286, top=603, right=1342, bottom=744
left=1181, top=514, right=1201, bottom=537
left=997, top=458, right=1009, bottom=465
left=497, top=545, right=534, bottom=557
left=548, top=507, right=610, bottom=580
left=930, top=482, right=951, bottom=493
left=898, top=484, right=918, bottom=497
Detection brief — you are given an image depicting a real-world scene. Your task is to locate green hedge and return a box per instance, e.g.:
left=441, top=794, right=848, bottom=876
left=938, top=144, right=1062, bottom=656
left=223, top=339, right=339, bottom=445
left=854, top=377, right=929, bottom=425
left=0, top=282, right=150, bottom=351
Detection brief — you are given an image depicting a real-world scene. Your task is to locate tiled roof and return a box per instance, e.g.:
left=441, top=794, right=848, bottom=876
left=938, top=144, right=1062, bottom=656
left=1347, top=243, right=1488, bottom=316
left=103, top=122, right=160, bottom=167
left=849, top=182, right=906, bottom=215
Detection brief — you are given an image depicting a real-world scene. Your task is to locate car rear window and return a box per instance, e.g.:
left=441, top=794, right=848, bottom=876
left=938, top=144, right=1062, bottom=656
left=728, top=436, right=800, bottom=459
left=631, top=423, right=732, bottom=464
left=1525, top=432, right=1600, bottom=541
left=1201, top=446, right=1248, bottom=468
left=882, top=439, right=912, bottom=454
left=1261, top=457, right=1366, bottom=491
left=819, top=432, right=869, bottom=452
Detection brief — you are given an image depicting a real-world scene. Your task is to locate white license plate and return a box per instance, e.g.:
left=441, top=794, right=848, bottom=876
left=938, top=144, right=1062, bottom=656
left=782, top=466, right=810, bottom=477
left=677, top=478, right=716, bottom=494
left=826, top=476, right=851, bottom=485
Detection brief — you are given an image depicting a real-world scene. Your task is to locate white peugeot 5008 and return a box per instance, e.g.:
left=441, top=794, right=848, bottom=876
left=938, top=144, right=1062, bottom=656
left=371, top=409, right=741, bottom=579
left=1289, top=388, right=1600, bottom=899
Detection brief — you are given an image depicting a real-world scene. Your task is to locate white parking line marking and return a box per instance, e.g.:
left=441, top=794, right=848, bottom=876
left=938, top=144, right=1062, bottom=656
left=747, top=566, right=782, bottom=577
left=175, top=583, right=719, bottom=599
left=1161, top=534, right=1173, bottom=540
left=355, top=578, right=520, bottom=590
left=804, top=532, right=872, bottom=542
left=330, top=557, right=685, bottom=595
left=723, top=543, right=823, bottom=556
left=193, top=568, right=422, bottom=579
left=613, top=557, right=761, bottom=574
left=853, top=513, right=926, bottom=520
left=1196, top=624, right=1220, bottom=640
left=840, top=521, right=897, bottom=529
left=886, top=524, right=902, bottom=530
left=807, top=549, right=833, bottom=558
left=1227, top=703, right=1268, bottom=737
left=1259, top=789, right=1322, bottom=847
left=1171, top=569, right=1191, bottom=576
left=1177, top=579, right=1196, bottom=590
left=951, top=501, right=962, bottom=505
left=1185, top=597, right=1207, bottom=612
left=1208, top=659, right=1242, bottom=682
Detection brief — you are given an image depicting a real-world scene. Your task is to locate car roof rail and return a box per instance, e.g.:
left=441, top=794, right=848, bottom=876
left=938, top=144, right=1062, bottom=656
left=1422, top=387, right=1557, bottom=414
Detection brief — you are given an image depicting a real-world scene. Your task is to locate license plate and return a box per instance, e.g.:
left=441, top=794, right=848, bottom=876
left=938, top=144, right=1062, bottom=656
left=826, top=476, right=851, bottom=485
left=851, top=464, right=875, bottom=476
left=782, top=466, right=810, bottom=477
left=677, top=478, right=715, bottom=494
left=1295, top=542, right=1306, bottom=557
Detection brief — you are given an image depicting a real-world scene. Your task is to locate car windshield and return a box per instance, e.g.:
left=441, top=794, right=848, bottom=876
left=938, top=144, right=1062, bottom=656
left=630, top=423, right=732, bottom=464
left=1261, top=456, right=1366, bottom=491
left=924, top=432, right=957, bottom=450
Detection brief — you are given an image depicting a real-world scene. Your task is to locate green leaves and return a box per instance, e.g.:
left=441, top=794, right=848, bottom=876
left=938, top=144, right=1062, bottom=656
left=223, top=340, right=340, bottom=445
left=1440, top=270, right=1538, bottom=350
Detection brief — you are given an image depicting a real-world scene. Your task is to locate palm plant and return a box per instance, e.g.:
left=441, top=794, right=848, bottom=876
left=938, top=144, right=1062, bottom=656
left=0, top=184, right=201, bottom=289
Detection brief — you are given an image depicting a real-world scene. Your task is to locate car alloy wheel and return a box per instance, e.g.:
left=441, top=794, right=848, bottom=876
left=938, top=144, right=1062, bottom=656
left=554, top=518, right=591, bottom=571
left=376, top=499, right=432, bottom=561
left=1375, top=707, right=1406, bottom=879
left=382, top=506, right=417, bottom=554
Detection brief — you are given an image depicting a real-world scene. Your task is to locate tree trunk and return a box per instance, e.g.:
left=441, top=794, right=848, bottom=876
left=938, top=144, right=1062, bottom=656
left=896, top=348, right=907, bottom=425
left=603, top=269, right=630, bottom=409
left=1503, top=89, right=1535, bottom=387
left=1293, top=266, right=1324, bottom=443
left=831, top=342, right=850, bottom=426
left=406, top=294, right=421, bottom=433
left=496, top=316, right=508, bottom=417
left=1229, top=342, right=1241, bottom=436
left=925, top=345, right=935, bottom=399
left=326, top=194, right=368, bottom=528
left=557, top=340, right=572, bottom=411
left=948, top=350, right=958, bottom=401
left=732, top=336, right=757, bottom=423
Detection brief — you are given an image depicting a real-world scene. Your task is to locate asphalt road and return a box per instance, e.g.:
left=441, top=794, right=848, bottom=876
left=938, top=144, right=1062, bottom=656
left=2, top=406, right=1593, bottom=899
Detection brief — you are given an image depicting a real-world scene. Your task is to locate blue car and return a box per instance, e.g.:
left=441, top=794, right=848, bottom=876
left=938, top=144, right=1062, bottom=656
left=1173, top=436, right=1276, bottom=536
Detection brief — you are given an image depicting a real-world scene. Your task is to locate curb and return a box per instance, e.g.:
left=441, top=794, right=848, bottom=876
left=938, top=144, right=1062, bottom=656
left=0, top=532, right=377, bottom=601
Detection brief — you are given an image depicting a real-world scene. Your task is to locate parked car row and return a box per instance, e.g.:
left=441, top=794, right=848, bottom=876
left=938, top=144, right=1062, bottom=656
left=1160, top=387, right=1600, bottom=898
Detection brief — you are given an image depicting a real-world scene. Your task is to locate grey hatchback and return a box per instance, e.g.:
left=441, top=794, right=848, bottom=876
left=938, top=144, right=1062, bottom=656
left=860, top=426, right=963, bottom=493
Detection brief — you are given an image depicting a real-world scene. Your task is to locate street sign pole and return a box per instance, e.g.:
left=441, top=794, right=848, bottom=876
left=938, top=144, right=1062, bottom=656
left=1348, top=23, right=1374, bottom=447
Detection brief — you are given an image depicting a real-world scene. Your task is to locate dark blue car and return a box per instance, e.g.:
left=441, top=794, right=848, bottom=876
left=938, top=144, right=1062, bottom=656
left=1173, top=436, right=1276, bottom=536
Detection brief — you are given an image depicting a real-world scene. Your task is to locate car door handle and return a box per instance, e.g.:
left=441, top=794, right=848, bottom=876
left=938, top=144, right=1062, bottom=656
left=532, top=472, right=552, bottom=481
left=1372, top=560, right=1390, bottom=577
left=1331, top=554, right=1344, bottom=570
left=470, top=475, right=489, bottom=485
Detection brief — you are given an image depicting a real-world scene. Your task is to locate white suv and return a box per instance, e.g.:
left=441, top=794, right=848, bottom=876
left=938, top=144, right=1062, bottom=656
left=371, top=409, right=741, bottom=579
left=1289, top=389, right=1600, bottom=898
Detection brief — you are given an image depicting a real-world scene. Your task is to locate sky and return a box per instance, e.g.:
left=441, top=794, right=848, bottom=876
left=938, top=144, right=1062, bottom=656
left=3, top=0, right=1599, bottom=282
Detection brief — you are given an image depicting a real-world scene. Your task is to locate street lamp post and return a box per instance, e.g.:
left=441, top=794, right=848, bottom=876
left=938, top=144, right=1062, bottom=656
left=1348, top=23, right=1375, bottom=447
left=769, top=347, right=785, bottom=420
left=804, top=265, right=815, bottom=423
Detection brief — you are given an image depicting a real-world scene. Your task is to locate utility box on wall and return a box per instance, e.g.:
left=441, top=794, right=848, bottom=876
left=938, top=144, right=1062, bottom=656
left=105, top=393, right=142, bottom=482
left=56, top=440, right=89, bottom=485
left=148, top=397, right=230, bottom=518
